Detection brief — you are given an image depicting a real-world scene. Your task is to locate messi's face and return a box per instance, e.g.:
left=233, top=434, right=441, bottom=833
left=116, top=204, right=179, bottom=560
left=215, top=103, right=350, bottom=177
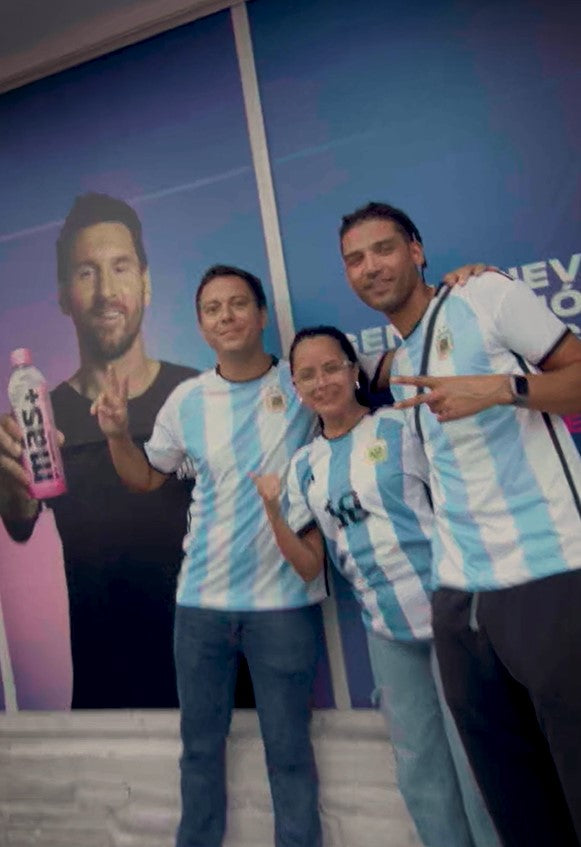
left=59, top=222, right=151, bottom=361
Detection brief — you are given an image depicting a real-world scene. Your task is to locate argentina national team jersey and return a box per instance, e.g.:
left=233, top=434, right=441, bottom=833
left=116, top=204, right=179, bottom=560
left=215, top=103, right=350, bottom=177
left=390, top=272, right=581, bottom=592
left=287, top=409, right=433, bottom=642
left=144, top=359, right=327, bottom=610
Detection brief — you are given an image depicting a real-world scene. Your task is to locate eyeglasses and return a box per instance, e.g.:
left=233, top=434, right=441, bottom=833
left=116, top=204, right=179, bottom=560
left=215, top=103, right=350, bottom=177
left=294, top=359, right=353, bottom=390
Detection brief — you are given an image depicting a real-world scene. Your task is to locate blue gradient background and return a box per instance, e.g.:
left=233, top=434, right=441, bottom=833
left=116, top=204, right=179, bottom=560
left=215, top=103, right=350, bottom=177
left=249, top=0, right=579, bottom=332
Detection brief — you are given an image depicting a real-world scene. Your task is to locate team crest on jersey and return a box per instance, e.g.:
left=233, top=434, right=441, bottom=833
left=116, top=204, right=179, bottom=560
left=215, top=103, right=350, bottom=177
left=364, top=438, right=388, bottom=464
left=263, top=386, right=287, bottom=413
left=436, top=326, right=454, bottom=360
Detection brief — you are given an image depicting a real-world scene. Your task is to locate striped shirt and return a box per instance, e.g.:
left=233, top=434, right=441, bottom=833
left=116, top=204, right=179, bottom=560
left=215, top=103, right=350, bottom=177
left=287, top=408, right=433, bottom=641
left=144, top=359, right=327, bottom=610
left=390, top=272, right=581, bottom=591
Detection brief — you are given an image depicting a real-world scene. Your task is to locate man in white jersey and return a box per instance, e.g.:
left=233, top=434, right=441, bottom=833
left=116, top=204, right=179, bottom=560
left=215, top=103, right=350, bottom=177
left=339, top=202, right=581, bottom=847
left=90, top=265, right=327, bottom=847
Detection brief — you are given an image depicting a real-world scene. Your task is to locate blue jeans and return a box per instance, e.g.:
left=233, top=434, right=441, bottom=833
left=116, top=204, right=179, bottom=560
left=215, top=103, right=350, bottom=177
left=174, top=604, right=323, bottom=847
left=367, top=633, right=500, bottom=847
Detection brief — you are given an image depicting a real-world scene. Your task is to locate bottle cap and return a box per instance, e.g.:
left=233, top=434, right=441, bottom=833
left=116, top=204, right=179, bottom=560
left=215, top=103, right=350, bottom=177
left=10, top=348, right=32, bottom=367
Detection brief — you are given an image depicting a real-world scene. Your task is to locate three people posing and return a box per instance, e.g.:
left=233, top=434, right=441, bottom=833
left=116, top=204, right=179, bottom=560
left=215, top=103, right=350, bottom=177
left=91, top=256, right=491, bottom=847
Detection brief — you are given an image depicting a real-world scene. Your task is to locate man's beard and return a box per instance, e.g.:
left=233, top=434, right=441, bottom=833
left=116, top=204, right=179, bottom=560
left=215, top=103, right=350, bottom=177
left=371, top=273, right=417, bottom=318
left=79, top=311, right=144, bottom=362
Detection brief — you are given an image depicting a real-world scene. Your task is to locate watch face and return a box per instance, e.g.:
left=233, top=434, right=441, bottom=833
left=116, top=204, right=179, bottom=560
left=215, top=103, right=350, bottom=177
left=511, top=374, right=529, bottom=406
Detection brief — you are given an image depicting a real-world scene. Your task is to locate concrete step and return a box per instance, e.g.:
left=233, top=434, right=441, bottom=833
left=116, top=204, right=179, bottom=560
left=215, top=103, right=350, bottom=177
left=0, top=710, right=421, bottom=847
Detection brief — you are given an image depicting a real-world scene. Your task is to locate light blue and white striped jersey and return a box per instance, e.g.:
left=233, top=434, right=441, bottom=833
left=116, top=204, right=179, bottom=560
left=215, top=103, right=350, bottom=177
left=390, top=272, right=581, bottom=592
left=144, top=359, right=327, bottom=610
left=287, top=408, right=433, bottom=641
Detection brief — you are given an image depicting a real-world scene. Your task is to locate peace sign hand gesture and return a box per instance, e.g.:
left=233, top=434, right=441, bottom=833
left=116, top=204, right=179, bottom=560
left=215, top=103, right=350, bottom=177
left=391, top=373, right=512, bottom=422
left=90, top=365, right=130, bottom=439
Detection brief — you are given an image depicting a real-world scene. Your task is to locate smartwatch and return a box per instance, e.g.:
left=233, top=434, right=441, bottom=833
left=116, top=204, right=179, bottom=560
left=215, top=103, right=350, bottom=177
left=509, top=375, right=529, bottom=407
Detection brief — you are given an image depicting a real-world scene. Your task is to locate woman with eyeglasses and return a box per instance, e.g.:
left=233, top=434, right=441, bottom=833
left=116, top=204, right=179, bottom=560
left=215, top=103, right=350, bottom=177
left=251, top=325, right=499, bottom=847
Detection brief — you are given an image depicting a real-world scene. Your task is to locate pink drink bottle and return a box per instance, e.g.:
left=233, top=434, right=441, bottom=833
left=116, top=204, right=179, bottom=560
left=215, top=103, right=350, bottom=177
left=7, top=348, right=67, bottom=499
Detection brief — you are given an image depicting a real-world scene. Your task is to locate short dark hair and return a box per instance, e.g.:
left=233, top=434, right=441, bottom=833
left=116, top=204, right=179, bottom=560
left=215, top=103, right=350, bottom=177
left=289, top=325, right=370, bottom=407
left=340, top=201, right=426, bottom=268
left=56, top=193, right=148, bottom=285
left=195, top=264, right=267, bottom=317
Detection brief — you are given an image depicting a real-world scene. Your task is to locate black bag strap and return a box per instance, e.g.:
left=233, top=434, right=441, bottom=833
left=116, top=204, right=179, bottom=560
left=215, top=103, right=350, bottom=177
left=512, top=353, right=581, bottom=519
left=414, top=285, right=453, bottom=444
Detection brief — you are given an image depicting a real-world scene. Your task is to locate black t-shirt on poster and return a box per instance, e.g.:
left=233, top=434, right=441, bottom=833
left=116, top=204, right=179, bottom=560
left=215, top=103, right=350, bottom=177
left=50, top=361, right=196, bottom=708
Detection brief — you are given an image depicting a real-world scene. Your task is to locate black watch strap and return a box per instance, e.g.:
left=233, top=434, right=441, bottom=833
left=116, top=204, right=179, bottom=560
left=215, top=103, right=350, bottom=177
left=509, top=374, right=529, bottom=407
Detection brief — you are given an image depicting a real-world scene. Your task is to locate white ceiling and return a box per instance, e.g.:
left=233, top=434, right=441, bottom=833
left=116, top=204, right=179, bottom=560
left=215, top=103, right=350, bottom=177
left=0, top=0, right=233, bottom=93
left=0, top=0, right=142, bottom=58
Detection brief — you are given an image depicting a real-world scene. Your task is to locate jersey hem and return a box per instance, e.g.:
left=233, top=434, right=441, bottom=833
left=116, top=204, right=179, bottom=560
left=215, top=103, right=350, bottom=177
left=175, top=595, right=327, bottom=612
left=436, top=561, right=581, bottom=593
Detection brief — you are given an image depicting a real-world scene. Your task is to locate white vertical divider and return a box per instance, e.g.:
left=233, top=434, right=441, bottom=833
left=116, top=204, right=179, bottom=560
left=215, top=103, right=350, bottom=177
left=230, top=1, right=351, bottom=709
left=230, top=1, right=294, bottom=352
left=0, top=590, right=17, bottom=712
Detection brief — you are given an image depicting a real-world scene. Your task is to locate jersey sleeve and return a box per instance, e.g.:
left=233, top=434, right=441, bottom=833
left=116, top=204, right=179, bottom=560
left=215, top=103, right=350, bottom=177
left=474, top=272, right=569, bottom=365
left=286, top=452, right=317, bottom=537
left=143, top=391, right=187, bottom=474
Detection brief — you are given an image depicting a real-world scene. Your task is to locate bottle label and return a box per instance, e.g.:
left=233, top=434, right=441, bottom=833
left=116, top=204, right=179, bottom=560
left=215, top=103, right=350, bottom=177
left=16, top=383, right=66, bottom=498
